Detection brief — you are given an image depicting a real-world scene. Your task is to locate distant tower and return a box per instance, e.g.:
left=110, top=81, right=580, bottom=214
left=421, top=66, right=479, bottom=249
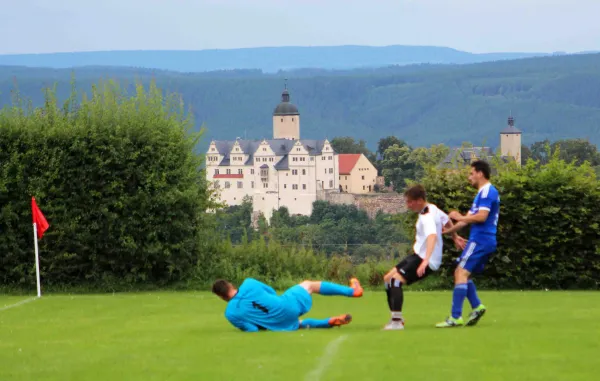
left=273, top=80, right=300, bottom=140
left=500, top=115, right=522, bottom=166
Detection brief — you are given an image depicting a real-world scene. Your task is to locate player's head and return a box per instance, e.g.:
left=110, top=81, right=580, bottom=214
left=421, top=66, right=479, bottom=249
left=404, top=184, right=427, bottom=212
left=212, top=279, right=236, bottom=301
left=469, top=160, right=491, bottom=188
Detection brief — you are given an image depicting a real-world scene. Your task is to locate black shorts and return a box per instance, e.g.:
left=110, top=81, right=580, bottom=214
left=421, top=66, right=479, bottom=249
left=395, top=254, right=433, bottom=285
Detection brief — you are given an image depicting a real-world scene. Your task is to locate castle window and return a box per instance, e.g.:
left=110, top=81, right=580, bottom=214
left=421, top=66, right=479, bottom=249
left=362, top=175, right=365, bottom=180
left=226, top=169, right=231, bottom=174
left=292, top=169, right=298, bottom=175
left=329, top=168, right=333, bottom=174
left=302, top=169, right=306, bottom=175
left=293, top=184, right=298, bottom=190
left=237, top=182, right=243, bottom=189
left=296, top=148, right=301, bottom=152
left=251, top=181, right=254, bottom=188
left=284, top=184, right=287, bottom=189
left=215, top=169, right=219, bottom=175
left=251, top=169, right=255, bottom=174
left=281, top=118, right=283, bottom=122
left=225, top=182, right=230, bottom=189
left=329, top=180, right=333, bottom=188
left=302, top=184, right=306, bottom=190
left=292, top=118, right=295, bottom=121
left=263, top=148, right=266, bottom=152
left=263, top=183, right=268, bottom=188
left=238, top=169, right=243, bottom=174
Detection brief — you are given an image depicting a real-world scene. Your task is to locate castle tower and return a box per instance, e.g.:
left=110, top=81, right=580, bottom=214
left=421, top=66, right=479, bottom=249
left=273, top=81, right=300, bottom=140
left=500, top=115, right=522, bottom=166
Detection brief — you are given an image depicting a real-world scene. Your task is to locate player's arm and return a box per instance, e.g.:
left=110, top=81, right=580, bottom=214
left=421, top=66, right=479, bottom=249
left=417, top=215, right=437, bottom=277
left=442, top=217, right=467, bottom=249
left=452, top=189, right=495, bottom=225
left=228, top=315, right=260, bottom=333
left=448, top=207, right=488, bottom=226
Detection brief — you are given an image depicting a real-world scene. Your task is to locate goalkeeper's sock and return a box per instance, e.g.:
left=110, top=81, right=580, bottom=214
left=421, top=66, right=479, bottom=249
left=318, top=282, right=355, bottom=297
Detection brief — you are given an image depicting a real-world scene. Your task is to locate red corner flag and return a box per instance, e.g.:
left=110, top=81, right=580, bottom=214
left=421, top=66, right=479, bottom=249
left=32, top=197, right=50, bottom=239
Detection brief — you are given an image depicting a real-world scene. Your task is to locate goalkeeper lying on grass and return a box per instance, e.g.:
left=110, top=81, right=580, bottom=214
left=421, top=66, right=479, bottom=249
left=212, top=277, right=363, bottom=332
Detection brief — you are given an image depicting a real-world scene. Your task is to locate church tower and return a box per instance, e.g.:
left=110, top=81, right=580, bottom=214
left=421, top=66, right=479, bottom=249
left=273, top=81, right=300, bottom=140
left=500, top=115, right=522, bottom=166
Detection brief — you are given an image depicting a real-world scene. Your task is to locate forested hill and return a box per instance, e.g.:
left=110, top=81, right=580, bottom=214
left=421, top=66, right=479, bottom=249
left=0, top=45, right=553, bottom=73
left=1, top=53, right=600, bottom=150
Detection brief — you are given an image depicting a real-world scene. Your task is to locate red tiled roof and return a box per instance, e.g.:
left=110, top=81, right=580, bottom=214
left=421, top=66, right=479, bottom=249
left=339, top=154, right=361, bottom=175
left=214, top=174, right=243, bottom=179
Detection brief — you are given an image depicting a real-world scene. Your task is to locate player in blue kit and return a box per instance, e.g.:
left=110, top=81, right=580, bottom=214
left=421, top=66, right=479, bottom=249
left=437, top=160, right=500, bottom=328
left=212, top=277, right=363, bottom=332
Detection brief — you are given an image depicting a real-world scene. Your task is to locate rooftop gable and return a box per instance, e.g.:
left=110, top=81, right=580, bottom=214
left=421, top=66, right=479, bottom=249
left=339, top=154, right=362, bottom=175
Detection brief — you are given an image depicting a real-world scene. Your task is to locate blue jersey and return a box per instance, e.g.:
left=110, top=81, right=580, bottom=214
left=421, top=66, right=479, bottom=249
left=224, top=278, right=303, bottom=332
left=468, top=183, right=500, bottom=244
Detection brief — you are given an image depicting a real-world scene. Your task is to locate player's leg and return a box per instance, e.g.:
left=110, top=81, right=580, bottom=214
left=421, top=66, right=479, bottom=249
left=383, top=267, right=406, bottom=330
left=382, top=254, right=431, bottom=330
left=436, top=241, right=487, bottom=328
left=465, top=249, right=494, bottom=326
left=298, top=314, right=352, bottom=329
left=298, top=279, right=363, bottom=298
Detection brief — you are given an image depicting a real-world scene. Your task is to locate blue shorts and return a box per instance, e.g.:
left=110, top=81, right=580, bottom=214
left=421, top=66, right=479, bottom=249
left=280, top=285, right=313, bottom=317
left=458, top=240, right=496, bottom=274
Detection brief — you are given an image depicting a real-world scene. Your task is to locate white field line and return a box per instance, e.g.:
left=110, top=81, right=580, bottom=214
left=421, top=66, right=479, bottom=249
left=0, top=297, right=38, bottom=312
left=304, top=334, right=348, bottom=381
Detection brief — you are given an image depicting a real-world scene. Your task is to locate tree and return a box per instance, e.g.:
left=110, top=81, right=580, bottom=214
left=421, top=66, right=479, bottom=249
left=377, top=136, right=409, bottom=160
left=380, top=144, right=415, bottom=190
left=331, top=136, right=371, bottom=155
left=408, top=143, right=450, bottom=180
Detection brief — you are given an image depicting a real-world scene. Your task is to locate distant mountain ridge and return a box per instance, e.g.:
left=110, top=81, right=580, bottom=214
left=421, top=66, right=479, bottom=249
left=0, top=45, right=564, bottom=73
left=1, top=52, right=600, bottom=152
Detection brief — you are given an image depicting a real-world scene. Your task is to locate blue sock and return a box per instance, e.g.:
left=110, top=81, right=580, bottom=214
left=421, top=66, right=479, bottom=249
left=299, top=318, right=331, bottom=329
left=467, top=280, right=481, bottom=309
left=319, top=282, right=354, bottom=297
left=451, top=283, right=468, bottom=319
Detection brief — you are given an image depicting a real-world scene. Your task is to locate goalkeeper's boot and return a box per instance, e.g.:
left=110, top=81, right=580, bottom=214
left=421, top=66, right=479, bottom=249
left=435, top=316, right=464, bottom=328
left=328, top=314, right=352, bottom=328
left=349, top=277, right=363, bottom=297
left=466, top=304, right=487, bottom=327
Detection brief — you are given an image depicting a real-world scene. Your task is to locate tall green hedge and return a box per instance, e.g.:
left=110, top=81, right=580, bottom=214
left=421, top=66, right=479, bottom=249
left=0, top=80, right=212, bottom=287
left=417, top=155, right=600, bottom=289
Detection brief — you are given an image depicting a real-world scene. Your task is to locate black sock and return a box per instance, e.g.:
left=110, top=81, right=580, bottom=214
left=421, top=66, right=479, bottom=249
left=389, top=280, right=404, bottom=320
left=385, top=283, right=392, bottom=310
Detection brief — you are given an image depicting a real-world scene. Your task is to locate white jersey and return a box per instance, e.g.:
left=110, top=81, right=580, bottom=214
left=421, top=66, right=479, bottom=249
left=413, top=203, right=449, bottom=271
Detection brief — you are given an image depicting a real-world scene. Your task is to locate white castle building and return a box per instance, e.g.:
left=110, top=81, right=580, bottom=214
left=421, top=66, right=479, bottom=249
left=206, top=86, right=339, bottom=221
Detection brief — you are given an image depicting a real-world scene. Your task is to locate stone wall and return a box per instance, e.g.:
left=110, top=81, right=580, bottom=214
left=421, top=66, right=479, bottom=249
left=318, top=190, right=407, bottom=218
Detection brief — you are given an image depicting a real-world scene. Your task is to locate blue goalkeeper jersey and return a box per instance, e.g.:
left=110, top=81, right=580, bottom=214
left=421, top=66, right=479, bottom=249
left=468, top=183, right=500, bottom=245
left=224, top=278, right=299, bottom=332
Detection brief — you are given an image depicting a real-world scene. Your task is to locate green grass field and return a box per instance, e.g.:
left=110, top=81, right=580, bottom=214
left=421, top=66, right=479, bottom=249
left=1, top=291, right=599, bottom=380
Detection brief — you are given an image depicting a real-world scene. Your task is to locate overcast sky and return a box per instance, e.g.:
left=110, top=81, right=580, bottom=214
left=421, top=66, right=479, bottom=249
left=1, top=0, right=599, bottom=55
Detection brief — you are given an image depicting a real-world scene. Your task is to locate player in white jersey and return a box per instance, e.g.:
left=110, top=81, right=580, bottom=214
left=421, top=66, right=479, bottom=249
left=382, top=185, right=465, bottom=330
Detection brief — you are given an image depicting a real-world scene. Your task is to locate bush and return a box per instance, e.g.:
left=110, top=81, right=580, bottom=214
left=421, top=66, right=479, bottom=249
left=0, top=80, right=212, bottom=288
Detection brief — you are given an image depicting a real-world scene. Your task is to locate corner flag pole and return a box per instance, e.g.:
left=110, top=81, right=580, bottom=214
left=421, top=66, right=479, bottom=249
left=31, top=196, right=49, bottom=298
left=33, top=222, right=42, bottom=298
